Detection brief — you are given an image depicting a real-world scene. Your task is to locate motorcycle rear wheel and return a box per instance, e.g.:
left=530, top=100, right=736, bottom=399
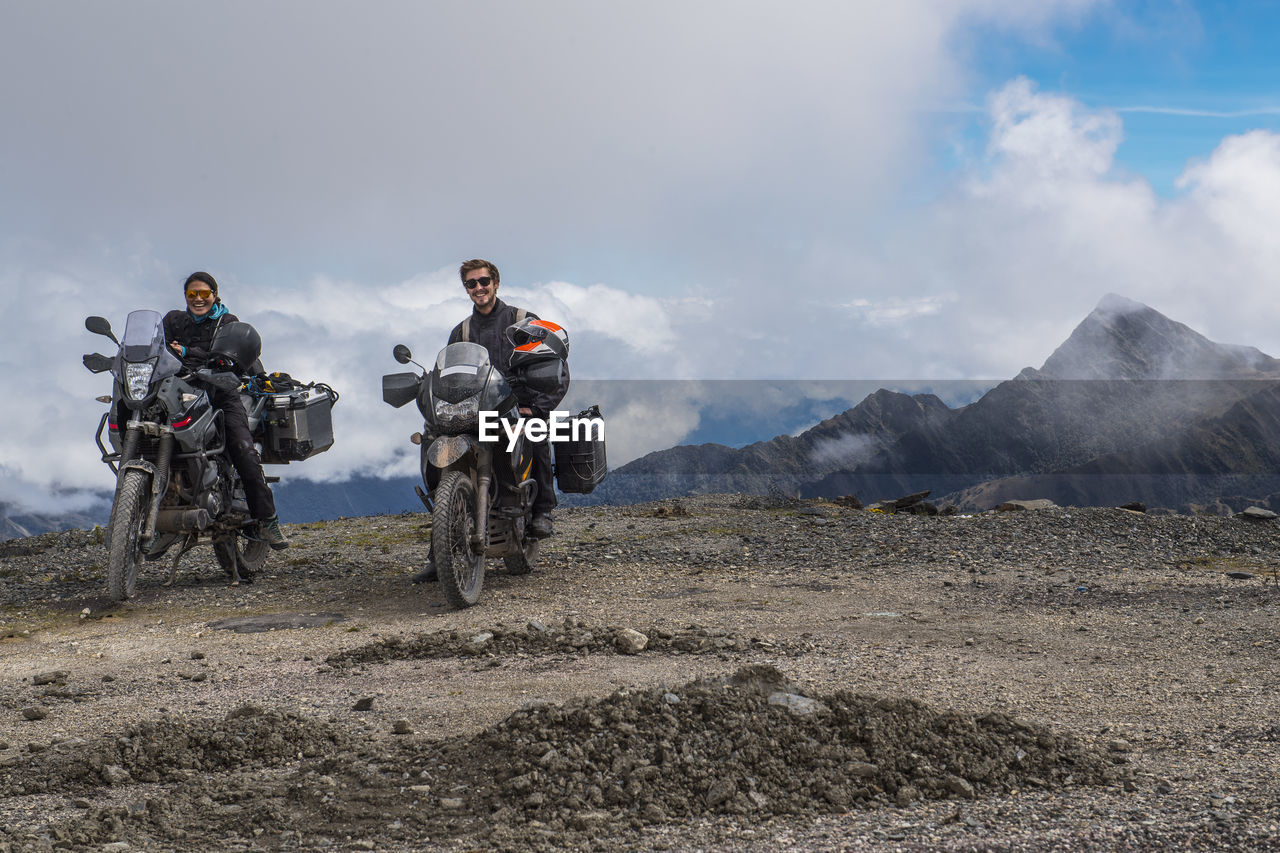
left=503, top=520, right=539, bottom=576
left=213, top=534, right=270, bottom=581
left=106, top=469, right=149, bottom=601
left=433, top=471, right=485, bottom=608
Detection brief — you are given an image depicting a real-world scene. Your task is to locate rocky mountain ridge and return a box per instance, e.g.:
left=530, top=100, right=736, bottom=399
left=0, top=500, right=107, bottom=542
left=597, top=294, right=1280, bottom=510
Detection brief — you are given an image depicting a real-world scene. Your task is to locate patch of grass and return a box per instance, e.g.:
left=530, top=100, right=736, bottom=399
left=1185, top=555, right=1264, bottom=572
left=1, top=608, right=72, bottom=636
left=338, top=527, right=427, bottom=547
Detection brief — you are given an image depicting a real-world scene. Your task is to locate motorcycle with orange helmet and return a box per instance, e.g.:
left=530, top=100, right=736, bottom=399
left=381, top=318, right=569, bottom=608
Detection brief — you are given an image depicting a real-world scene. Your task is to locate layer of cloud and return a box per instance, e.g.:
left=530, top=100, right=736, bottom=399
left=15, top=1, right=1280, bottom=512
left=19, top=73, right=1280, bottom=506
left=873, top=77, right=1280, bottom=379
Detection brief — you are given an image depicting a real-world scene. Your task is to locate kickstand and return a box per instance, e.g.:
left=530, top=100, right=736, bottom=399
left=162, top=531, right=200, bottom=587
left=228, top=544, right=244, bottom=587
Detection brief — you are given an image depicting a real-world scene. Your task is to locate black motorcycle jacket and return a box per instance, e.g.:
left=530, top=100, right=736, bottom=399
left=447, top=298, right=568, bottom=418
left=163, top=307, right=239, bottom=371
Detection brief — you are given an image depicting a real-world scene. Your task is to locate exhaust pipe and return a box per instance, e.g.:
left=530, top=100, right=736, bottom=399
left=154, top=507, right=211, bottom=533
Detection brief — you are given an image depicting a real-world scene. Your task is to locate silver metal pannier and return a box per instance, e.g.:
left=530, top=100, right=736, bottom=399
left=260, top=385, right=337, bottom=464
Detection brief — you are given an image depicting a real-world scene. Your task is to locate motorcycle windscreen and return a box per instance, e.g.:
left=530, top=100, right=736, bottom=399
left=119, top=309, right=182, bottom=380
left=432, top=342, right=493, bottom=404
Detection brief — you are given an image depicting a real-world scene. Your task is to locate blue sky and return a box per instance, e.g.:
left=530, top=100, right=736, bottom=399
left=958, top=1, right=1280, bottom=193
left=4, top=0, right=1280, bottom=510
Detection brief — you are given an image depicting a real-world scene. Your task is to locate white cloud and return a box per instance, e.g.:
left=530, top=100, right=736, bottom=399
left=17, top=0, right=1274, bottom=513
left=1, top=258, right=703, bottom=500
left=923, top=79, right=1280, bottom=372
left=844, top=296, right=953, bottom=326
left=1176, top=130, right=1280, bottom=267
left=808, top=433, right=879, bottom=468
left=517, top=281, right=680, bottom=353
left=985, top=77, right=1123, bottom=183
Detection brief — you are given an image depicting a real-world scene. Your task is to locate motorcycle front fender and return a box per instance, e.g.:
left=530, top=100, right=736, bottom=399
left=427, top=435, right=479, bottom=469
left=118, top=458, right=157, bottom=478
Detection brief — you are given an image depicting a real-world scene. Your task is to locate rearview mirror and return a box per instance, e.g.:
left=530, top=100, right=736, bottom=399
left=393, top=344, right=413, bottom=365
left=85, top=316, right=118, bottom=344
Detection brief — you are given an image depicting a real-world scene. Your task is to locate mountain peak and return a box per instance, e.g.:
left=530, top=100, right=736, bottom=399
left=1036, top=295, right=1280, bottom=380
left=1094, top=292, right=1145, bottom=316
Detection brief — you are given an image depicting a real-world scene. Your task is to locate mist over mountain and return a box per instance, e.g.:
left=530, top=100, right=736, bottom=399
left=0, top=500, right=108, bottom=541
left=596, top=294, right=1280, bottom=511
left=1036, top=294, right=1280, bottom=381
left=9, top=294, right=1280, bottom=540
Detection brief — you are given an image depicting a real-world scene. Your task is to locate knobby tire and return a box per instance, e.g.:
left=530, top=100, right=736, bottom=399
left=106, top=469, right=149, bottom=601
left=432, top=471, right=485, bottom=608
left=503, top=519, right=538, bottom=576
left=214, top=535, right=270, bottom=580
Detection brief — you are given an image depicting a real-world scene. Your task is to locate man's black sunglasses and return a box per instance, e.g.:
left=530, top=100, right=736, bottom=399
left=464, top=276, right=493, bottom=290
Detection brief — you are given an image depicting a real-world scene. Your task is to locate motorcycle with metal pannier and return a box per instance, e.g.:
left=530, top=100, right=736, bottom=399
left=381, top=318, right=605, bottom=608
left=82, top=310, right=337, bottom=600
left=382, top=341, right=540, bottom=608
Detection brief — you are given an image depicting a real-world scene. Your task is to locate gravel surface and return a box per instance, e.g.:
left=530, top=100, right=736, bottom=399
left=2, top=495, right=1280, bottom=850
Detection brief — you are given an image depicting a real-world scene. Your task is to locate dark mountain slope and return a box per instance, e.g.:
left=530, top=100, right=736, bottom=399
left=607, top=294, right=1280, bottom=508
left=950, top=379, right=1280, bottom=510
left=587, top=389, right=952, bottom=503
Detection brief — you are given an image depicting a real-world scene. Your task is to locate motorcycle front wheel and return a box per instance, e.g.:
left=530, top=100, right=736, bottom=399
left=106, top=469, right=149, bottom=601
left=432, top=471, right=485, bottom=608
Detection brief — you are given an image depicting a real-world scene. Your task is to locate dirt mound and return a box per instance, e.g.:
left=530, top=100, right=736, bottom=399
left=1, top=704, right=347, bottom=796
left=326, top=618, right=790, bottom=668
left=31, top=668, right=1125, bottom=851
left=462, top=665, right=1123, bottom=829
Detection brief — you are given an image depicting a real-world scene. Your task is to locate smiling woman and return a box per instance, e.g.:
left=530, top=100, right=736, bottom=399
left=160, top=272, right=288, bottom=550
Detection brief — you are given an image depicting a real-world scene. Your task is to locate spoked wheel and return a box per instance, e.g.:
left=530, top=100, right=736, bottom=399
left=213, top=532, right=270, bottom=584
left=503, top=517, right=539, bottom=576
left=106, top=469, right=150, bottom=601
left=433, top=471, right=485, bottom=608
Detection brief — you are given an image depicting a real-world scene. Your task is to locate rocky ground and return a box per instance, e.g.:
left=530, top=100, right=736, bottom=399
left=2, top=495, right=1280, bottom=851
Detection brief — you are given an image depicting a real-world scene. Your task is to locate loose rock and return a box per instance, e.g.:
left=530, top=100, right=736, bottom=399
left=614, top=628, right=648, bottom=654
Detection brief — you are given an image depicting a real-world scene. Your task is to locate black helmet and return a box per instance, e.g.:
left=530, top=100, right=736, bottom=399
left=209, top=321, right=262, bottom=374
left=505, top=317, right=568, bottom=371
left=517, top=358, right=569, bottom=397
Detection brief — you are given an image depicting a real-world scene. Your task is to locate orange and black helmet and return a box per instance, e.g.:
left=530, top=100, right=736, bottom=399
left=505, top=317, right=568, bottom=369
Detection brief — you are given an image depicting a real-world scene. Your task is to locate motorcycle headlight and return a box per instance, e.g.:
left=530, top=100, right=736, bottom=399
left=125, top=361, right=156, bottom=400
left=434, top=396, right=479, bottom=429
